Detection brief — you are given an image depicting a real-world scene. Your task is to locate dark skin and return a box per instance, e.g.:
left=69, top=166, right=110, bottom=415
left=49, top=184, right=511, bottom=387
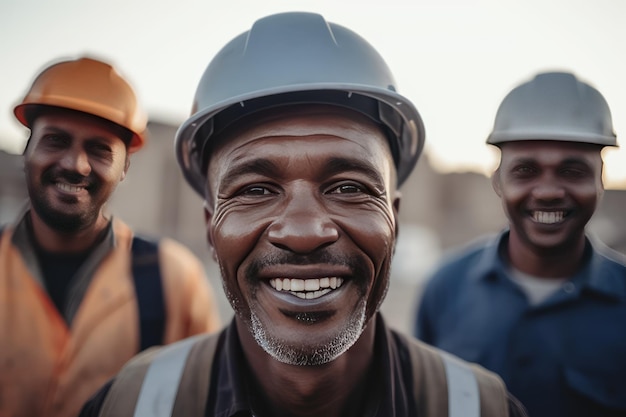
left=492, top=140, right=604, bottom=278
left=204, top=105, right=400, bottom=417
left=23, top=108, right=130, bottom=253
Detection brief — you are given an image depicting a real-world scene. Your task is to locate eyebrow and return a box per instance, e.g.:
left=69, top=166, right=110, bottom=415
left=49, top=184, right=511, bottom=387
left=560, top=157, right=594, bottom=166
left=39, top=126, right=69, bottom=135
left=510, top=156, right=593, bottom=166
left=38, top=126, right=117, bottom=143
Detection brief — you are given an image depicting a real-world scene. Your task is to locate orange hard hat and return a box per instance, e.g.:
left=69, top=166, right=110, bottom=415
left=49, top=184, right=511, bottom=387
left=14, top=56, right=147, bottom=152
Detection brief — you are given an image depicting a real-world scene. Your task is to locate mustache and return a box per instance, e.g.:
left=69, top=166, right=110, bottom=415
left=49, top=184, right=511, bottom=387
left=246, top=250, right=369, bottom=280
left=43, top=168, right=93, bottom=186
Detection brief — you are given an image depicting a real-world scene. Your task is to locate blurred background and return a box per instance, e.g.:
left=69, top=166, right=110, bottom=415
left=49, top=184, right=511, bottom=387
left=2, top=0, right=625, bottom=333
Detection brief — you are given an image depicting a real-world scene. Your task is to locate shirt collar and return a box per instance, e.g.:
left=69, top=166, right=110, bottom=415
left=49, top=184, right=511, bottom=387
left=468, top=229, right=626, bottom=301
left=579, top=238, right=626, bottom=300
left=467, top=231, right=509, bottom=283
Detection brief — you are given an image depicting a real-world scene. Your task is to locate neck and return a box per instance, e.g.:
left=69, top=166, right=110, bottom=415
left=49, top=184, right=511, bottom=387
left=506, top=230, right=587, bottom=278
left=28, top=210, right=109, bottom=253
left=237, top=316, right=377, bottom=417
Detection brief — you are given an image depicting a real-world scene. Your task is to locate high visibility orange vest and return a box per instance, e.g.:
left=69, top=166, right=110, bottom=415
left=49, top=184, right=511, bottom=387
left=0, top=214, right=221, bottom=417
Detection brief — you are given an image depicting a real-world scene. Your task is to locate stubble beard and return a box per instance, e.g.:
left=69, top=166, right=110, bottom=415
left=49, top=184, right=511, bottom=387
left=249, top=297, right=367, bottom=366
left=26, top=167, right=102, bottom=233
left=29, top=186, right=99, bottom=233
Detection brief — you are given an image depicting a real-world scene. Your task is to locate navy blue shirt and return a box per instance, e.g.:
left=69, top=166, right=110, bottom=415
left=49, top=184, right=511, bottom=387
left=415, top=230, right=626, bottom=417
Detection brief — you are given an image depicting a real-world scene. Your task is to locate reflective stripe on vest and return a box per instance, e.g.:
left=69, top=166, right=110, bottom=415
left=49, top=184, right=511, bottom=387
left=131, top=339, right=481, bottom=417
left=133, top=336, right=200, bottom=417
left=441, top=352, right=480, bottom=417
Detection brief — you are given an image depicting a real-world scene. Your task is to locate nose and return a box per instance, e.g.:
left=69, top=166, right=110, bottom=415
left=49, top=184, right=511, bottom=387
left=267, top=187, right=339, bottom=254
left=531, top=176, right=566, bottom=201
left=58, top=145, right=91, bottom=176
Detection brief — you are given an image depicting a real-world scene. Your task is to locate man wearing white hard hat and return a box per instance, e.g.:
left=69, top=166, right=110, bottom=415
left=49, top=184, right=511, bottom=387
left=415, top=71, right=626, bottom=417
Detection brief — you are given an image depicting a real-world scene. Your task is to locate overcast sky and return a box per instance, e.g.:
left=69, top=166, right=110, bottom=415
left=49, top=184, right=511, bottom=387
left=2, top=0, right=625, bottom=188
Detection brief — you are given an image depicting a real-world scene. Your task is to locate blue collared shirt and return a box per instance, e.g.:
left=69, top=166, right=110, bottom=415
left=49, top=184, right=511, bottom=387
left=415, top=230, right=626, bottom=417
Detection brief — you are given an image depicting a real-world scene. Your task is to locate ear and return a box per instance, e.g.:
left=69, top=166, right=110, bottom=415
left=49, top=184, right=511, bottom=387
left=204, top=201, right=218, bottom=263
left=22, top=134, right=33, bottom=156
left=120, top=156, right=131, bottom=181
left=491, top=168, right=502, bottom=197
left=393, top=190, right=402, bottom=236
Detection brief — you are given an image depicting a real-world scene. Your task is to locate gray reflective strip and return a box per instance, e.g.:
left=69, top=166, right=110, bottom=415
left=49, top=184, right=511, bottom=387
left=133, top=337, right=200, bottom=417
left=441, top=353, right=480, bottom=417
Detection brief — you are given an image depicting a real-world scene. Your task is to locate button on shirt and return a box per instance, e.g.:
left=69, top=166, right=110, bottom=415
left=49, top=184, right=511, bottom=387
left=415, top=231, right=626, bottom=417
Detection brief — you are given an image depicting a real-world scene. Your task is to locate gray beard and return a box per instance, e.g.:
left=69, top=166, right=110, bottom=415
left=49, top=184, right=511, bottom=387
left=248, top=297, right=367, bottom=366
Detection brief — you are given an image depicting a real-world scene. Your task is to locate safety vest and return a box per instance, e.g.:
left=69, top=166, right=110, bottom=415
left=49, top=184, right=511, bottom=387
left=99, top=332, right=510, bottom=417
left=0, top=215, right=221, bottom=417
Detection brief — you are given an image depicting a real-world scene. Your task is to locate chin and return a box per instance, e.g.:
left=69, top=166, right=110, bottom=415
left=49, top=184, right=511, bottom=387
left=249, top=303, right=367, bottom=366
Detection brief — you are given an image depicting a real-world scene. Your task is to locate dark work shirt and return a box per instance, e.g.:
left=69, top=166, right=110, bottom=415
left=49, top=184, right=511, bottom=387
left=80, top=315, right=528, bottom=416
left=36, top=248, right=87, bottom=314
left=20, top=213, right=113, bottom=324
left=416, top=230, right=626, bottom=417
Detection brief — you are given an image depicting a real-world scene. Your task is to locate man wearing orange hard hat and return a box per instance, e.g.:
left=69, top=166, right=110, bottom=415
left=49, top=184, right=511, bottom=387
left=0, top=56, right=221, bottom=417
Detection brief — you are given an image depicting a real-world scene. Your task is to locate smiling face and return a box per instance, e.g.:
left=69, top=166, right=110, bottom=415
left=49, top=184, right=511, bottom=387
left=493, top=140, right=604, bottom=256
left=205, top=105, right=399, bottom=365
left=24, top=108, right=130, bottom=233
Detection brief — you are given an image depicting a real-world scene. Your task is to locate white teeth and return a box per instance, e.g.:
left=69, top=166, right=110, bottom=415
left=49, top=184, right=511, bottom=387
left=290, top=279, right=304, bottom=291
left=533, top=211, right=565, bottom=224
left=269, top=277, right=344, bottom=300
left=304, top=279, right=319, bottom=291
left=56, top=183, right=85, bottom=193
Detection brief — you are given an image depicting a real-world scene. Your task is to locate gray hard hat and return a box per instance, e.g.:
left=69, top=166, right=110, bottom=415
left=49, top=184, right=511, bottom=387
left=487, top=71, right=617, bottom=147
left=175, top=11, right=425, bottom=197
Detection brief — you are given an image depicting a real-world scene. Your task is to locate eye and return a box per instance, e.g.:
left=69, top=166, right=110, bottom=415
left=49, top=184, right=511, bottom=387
left=239, top=185, right=273, bottom=196
left=511, top=164, right=537, bottom=177
left=87, top=142, right=113, bottom=157
left=560, top=167, right=589, bottom=178
left=42, top=134, right=68, bottom=147
left=328, top=182, right=365, bottom=194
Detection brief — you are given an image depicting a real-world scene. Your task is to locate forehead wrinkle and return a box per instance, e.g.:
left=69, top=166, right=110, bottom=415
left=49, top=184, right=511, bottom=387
left=208, top=113, right=395, bottom=198
left=212, top=138, right=388, bottom=196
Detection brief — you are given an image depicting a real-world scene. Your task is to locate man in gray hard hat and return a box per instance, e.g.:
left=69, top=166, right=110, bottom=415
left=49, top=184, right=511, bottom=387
left=415, top=71, right=626, bottom=417
left=79, top=11, right=528, bottom=417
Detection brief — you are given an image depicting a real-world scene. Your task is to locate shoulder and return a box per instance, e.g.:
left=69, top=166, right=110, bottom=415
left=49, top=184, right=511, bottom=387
left=157, top=238, right=205, bottom=272
left=436, top=233, right=498, bottom=272
left=92, top=332, right=222, bottom=417
left=588, top=238, right=626, bottom=297
left=421, top=234, right=497, bottom=295
left=593, top=240, right=626, bottom=269
left=426, top=239, right=493, bottom=291
left=392, top=331, right=527, bottom=416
